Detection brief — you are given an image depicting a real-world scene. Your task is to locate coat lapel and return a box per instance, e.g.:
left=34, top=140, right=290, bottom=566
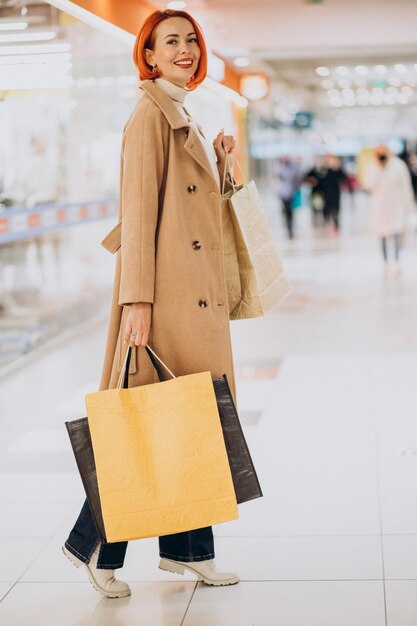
left=140, top=80, right=219, bottom=187
left=184, top=127, right=219, bottom=185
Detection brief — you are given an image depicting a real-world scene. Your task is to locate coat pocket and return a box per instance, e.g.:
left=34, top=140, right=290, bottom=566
left=101, top=220, right=122, bottom=254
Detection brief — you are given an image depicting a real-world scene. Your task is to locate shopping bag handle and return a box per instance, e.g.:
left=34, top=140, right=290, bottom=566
left=117, top=344, right=177, bottom=389
left=221, top=151, right=244, bottom=196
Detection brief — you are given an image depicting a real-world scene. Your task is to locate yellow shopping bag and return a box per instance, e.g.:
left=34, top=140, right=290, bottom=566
left=85, top=347, right=238, bottom=543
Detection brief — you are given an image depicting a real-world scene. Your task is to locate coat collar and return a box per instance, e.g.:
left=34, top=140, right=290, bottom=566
left=140, top=79, right=189, bottom=130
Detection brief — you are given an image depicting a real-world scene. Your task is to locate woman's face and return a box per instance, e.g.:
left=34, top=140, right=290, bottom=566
left=145, top=17, right=201, bottom=88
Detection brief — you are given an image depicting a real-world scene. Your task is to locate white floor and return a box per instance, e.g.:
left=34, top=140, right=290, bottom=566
left=1, top=203, right=417, bottom=625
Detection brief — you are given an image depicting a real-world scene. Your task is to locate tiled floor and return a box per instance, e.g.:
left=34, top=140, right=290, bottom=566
left=1, top=202, right=417, bottom=624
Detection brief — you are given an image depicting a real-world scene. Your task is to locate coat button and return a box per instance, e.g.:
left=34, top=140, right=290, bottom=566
left=192, top=240, right=202, bottom=250
left=198, top=299, right=208, bottom=308
left=187, top=185, right=197, bottom=194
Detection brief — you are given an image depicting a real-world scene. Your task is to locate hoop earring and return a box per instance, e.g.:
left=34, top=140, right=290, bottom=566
left=152, top=65, right=157, bottom=73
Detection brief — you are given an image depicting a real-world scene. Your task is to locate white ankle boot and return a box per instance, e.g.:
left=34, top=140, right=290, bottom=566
left=159, top=557, right=239, bottom=586
left=62, top=543, right=131, bottom=598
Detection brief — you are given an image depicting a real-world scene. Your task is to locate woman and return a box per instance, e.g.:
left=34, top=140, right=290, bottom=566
left=364, top=144, right=415, bottom=277
left=62, top=9, right=240, bottom=597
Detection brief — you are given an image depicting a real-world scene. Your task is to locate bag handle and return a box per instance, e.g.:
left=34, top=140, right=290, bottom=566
left=116, top=344, right=177, bottom=389
left=221, top=151, right=245, bottom=196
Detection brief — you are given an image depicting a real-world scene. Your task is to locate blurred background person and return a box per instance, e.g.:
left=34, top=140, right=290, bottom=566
left=320, top=154, right=347, bottom=233
left=408, top=153, right=417, bottom=201
left=364, top=143, right=415, bottom=277
left=305, top=157, right=326, bottom=228
left=344, top=159, right=358, bottom=210
left=276, top=155, right=301, bottom=239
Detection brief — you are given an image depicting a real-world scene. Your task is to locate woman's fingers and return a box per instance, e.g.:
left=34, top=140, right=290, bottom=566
left=123, top=303, right=152, bottom=351
left=129, top=331, right=138, bottom=348
left=223, top=136, right=236, bottom=153
left=124, top=322, right=132, bottom=344
left=140, top=331, right=149, bottom=347
left=213, top=131, right=236, bottom=155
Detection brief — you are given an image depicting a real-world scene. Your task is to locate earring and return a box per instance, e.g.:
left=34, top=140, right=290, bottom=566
left=152, top=65, right=157, bottom=73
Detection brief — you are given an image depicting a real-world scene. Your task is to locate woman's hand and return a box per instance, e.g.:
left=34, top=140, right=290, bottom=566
left=213, top=129, right=236, bottom=172
left=124, top=302, right=152, bottom=348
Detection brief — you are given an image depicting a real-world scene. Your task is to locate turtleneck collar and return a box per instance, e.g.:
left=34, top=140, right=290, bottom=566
left=154, top=77, right=188, bottom=105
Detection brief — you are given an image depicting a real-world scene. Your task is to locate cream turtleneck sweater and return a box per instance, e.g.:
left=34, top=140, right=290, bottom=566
left=154, top=78, right=221, bottom=190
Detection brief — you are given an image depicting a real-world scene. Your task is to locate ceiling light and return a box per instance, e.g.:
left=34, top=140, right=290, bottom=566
left=315, top=66, right=330, bottom=76
left=167, top=1, right=186, bottom=8
left=336, top=66, right=349, bottom=76
left=327, top=89, right=339, bottom=98
left=394, top=64, right=407, bottom=73
left=353, top=77, right=366, bottom=87
left=0, top=21, right=27, bottom=31
left=374, top=64, right=387, bottom=74
left=240, top=74, right=269, bottom=100
left=401, top=85, right=413, bottom=96
left=233, top=57, right=250, bottom=68
left=0, top=31, right=56, bottom=43
left=321, top=79, right=334, bottom=89
left=355, top=65, right=368, bottom=75
left=388, top=76, right=401, bottom=87
left=0, top=43, right=71, bottom=55
left=337, top=79, right=351, bottom=88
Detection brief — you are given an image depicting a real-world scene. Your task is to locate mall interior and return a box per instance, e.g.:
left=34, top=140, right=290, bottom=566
left=1, top=0, right=417, bottom=624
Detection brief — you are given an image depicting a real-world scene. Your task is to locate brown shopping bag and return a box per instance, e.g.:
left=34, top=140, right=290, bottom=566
left=221, top=156, right=291, bottom=320
left=79, top=347, right=238, bottom=543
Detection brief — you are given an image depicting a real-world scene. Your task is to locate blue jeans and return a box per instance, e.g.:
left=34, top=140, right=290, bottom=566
left=64, top=499, right=215, bottom=569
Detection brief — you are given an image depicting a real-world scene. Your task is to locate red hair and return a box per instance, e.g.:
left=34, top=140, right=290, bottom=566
left=133, top=9, right=207, bottom=90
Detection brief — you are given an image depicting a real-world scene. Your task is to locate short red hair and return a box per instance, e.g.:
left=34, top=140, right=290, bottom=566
left=133, top=9, right=207, bottom=91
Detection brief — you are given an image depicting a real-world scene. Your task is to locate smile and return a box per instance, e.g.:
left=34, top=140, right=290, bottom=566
left=174, top=59, right=194, bottom=68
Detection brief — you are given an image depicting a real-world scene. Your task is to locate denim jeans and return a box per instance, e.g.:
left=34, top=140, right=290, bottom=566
left=65, top=499, right=215, bottom=569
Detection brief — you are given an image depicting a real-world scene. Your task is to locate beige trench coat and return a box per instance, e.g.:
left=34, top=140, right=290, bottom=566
left=99, top=79, right=237, bottom=405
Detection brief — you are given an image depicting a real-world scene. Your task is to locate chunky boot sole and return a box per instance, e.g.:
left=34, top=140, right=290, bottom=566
left=62, top=546, right=131, bottom=598
left=158, top=557, right=240, bottom=586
